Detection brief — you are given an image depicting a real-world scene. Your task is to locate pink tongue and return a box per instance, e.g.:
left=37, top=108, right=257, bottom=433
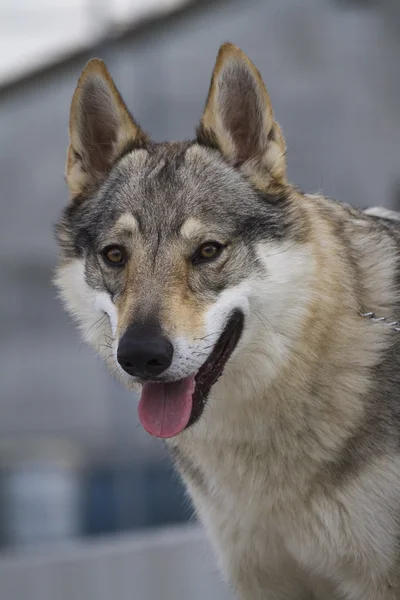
left=138, top=375, right=195, bottom=438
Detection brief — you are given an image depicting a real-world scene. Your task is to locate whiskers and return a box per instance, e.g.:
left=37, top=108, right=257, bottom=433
left=192, top=329, right=223, bottom=343
left=84, top=313, right=108, bottom=337
left=253, top=309, right=276, bottom=342
left=79, top=313, right=108, bottom=351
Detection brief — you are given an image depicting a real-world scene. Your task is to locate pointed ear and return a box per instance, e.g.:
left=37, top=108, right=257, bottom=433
left=66, top=58, right=148, bottom=198
left=197, top=43, right=286, bottom=189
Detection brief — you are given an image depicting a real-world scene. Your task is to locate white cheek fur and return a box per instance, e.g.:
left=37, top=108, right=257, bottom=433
left=204, top=281, right=251, bottom=339
left=55, top=259, right=115, bottom=349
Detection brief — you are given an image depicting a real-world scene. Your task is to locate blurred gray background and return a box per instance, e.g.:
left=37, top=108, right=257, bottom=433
left=0, top=0, right=399, bottom=598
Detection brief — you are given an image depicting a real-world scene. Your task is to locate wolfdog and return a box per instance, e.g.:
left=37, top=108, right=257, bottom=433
left=55, top=43, right=400, bottom=599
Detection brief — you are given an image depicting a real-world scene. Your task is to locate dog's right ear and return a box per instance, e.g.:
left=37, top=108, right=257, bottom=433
left=66, top=59, right=148, bottom=199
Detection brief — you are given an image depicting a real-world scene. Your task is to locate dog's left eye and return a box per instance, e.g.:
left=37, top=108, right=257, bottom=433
left=192, top=242, right=224, bottom=265
left=101, top=245, right=126, bottom=266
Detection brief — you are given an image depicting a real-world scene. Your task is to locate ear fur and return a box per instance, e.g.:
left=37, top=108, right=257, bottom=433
left=197, top=43, right=286, bottom=190
left=66, top=58, right=148, bottom=198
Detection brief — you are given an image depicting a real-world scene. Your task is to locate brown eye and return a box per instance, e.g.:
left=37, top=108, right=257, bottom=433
left=193, top=242, right=224, bottom=265
left=102, top=245, right=126, bottom=266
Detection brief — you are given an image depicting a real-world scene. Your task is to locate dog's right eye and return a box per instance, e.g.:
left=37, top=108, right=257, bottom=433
left=101, top=245, right=127, bottom=267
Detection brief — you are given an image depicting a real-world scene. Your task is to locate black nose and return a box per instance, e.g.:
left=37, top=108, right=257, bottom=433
left=117, top=325, right=173, bottom=379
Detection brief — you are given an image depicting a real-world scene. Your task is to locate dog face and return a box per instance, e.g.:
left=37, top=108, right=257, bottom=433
left=55, top=44, right=310, bottom=438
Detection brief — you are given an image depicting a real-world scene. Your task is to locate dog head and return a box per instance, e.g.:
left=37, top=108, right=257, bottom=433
left=55, top=43, right=311, bottom=439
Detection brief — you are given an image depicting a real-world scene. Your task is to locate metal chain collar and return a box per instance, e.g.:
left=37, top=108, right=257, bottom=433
left=360, top=311, right=400, bottom=333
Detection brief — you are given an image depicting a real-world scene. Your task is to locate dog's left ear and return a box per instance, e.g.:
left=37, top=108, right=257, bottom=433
left=66, top=58, right=148, bottom=199
left=197, top=43, right=286, bottom=189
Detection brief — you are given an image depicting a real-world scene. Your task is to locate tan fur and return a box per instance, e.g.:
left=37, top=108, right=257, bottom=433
left=161, top=289, right=209, bottom=339
left=104, top=221, right=209, bottom=341
left=113, top=212, right=139, bottom=235
left=180, top=217, right=215, bottom=243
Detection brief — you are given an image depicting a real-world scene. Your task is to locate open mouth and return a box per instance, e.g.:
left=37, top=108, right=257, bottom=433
left=137, top=310, right=244, bottom=439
